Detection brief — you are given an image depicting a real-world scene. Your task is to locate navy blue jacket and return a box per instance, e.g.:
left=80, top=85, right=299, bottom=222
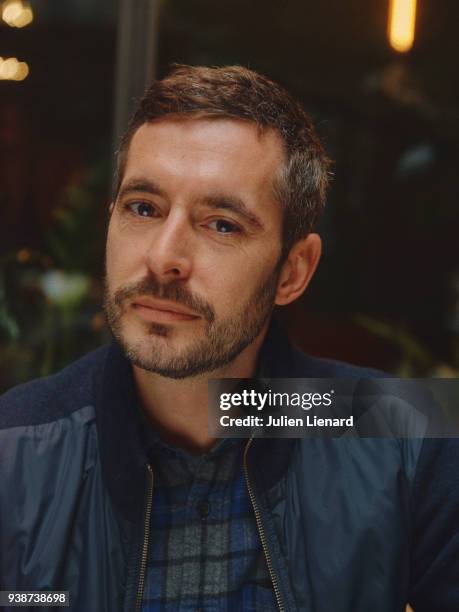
left=1, top=321, right=458, bottom=611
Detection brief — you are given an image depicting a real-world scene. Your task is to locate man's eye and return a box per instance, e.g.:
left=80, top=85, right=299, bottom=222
left=208, top=219, right=240, bottom=234
left=127, top=202, right=156, bottom=217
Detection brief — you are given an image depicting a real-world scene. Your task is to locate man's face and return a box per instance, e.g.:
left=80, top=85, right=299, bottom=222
left=105, top=117, right=285, bottom=378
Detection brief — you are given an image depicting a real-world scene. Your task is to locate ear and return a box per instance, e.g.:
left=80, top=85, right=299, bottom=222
left=275, top=233, right=322, bottom=306
left=108, top=201, right=115, bottom=215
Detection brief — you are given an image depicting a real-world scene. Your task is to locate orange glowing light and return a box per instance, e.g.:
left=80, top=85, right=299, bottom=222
left=388, top=0, right=417, bottom=53
left=0, top=56, right=29, bottom=81
left=2, top=0, right=33, bottom=28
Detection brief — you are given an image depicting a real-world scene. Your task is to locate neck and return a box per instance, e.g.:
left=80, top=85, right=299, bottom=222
left=132, top=327, right=267, bottom=455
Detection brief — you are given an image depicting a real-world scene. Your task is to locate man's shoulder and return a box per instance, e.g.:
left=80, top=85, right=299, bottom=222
left=0, top=345, right=110, bottom=429
left=289, top=345, right=385, bottom=378
left=262, top=319, right=386, bottom=378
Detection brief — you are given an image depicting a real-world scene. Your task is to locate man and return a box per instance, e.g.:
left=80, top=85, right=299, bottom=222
left=0, top=65, right=458, bottom=612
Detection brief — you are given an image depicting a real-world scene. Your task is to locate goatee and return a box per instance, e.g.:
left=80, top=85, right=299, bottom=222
left=103, top=266, right=280, bottom=379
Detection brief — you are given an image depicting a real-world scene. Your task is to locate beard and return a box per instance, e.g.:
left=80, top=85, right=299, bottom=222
left=103, top=264, right=281, bottom=379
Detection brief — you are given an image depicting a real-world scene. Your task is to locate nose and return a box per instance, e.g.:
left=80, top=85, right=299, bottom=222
left=144, top=212, right=193, bottom=282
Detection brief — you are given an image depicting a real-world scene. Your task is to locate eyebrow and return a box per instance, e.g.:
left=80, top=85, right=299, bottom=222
left=117, top=178, right=166, bottom=201
left=202, top=194, right=264, bottom=230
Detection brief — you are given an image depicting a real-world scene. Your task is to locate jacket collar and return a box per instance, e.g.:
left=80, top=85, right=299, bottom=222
left=96, top=316, right=298, bottom=522
left=96, top=339, right=148, bottom=523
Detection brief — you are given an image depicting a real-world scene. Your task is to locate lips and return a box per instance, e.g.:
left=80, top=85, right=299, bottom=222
left=130, top=297, right=200, bottom=322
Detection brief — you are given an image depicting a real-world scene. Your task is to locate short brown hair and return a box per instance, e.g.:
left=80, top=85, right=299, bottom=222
left=116, top=64, right=331, bottom=255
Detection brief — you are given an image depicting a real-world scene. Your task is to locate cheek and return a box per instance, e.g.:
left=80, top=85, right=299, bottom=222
left=105, top=226, right=143, bottom=283
left=209, top=261, right=272, bottom=312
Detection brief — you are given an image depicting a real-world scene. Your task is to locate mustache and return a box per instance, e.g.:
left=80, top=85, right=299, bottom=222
left=110, top=275, right=215, bottom=324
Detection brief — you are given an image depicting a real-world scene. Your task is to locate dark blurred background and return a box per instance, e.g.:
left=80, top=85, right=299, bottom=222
left=1, top=0, right=458, bottom=391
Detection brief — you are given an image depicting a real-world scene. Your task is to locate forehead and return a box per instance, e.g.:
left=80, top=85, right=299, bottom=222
left=121, top=118, right=285, bottom=209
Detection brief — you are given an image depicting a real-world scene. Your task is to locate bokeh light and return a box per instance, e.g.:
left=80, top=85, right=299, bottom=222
left=0, top=56, right=30, bottom=81
left=1, top=0, right=33, bottom=28
left=388, top=0, right=417, bottom=53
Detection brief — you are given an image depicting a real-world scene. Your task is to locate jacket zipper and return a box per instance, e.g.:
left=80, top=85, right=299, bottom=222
left=243, top=437, right=285, bottom=612
left=135, top=464, right=154, bottom=612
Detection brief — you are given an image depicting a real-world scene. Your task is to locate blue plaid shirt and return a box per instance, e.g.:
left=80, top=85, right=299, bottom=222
left=140, top=431, right=277, bottom=611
